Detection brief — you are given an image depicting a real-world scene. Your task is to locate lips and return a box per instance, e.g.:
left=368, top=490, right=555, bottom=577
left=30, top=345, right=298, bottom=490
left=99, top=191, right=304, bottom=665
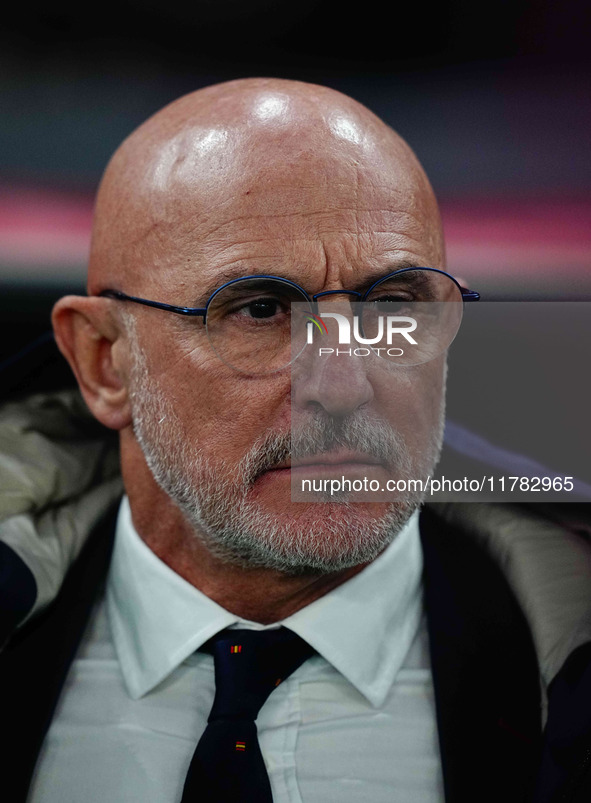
left=270, top=451, right=384, bottom=471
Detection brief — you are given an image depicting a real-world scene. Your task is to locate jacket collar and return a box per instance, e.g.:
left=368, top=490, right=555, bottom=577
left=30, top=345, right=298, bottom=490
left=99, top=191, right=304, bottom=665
left=420, top=506, right=542, bottom=803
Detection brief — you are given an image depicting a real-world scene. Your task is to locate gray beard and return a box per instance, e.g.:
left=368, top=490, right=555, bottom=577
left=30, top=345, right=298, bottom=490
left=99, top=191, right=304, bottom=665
left=127, top=327, right=445, bottom=575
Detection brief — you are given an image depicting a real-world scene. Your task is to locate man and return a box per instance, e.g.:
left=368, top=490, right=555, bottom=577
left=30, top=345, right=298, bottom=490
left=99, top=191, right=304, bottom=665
left=1, top=78, right=590, bottom=803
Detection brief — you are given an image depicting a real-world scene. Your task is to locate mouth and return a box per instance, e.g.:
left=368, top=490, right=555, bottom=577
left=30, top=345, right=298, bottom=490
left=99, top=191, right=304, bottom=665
left=268, top=451, right=385, bottom=473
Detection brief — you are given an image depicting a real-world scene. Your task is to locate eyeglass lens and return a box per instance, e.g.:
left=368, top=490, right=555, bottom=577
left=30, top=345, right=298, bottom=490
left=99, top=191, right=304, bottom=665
left=206, top=278, right=311, bottom=374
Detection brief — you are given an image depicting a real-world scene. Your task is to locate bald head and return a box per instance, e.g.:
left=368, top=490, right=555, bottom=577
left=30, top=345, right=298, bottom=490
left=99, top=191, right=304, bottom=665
left=88, top=78, right=444, bottom=295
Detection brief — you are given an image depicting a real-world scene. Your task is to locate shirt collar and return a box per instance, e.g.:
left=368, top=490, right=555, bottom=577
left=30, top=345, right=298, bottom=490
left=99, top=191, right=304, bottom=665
left=282, top=511, right=423, bottom=707
left=107, top=497, right=238, bottom=699
left=107, top=498, right=423, bottom=707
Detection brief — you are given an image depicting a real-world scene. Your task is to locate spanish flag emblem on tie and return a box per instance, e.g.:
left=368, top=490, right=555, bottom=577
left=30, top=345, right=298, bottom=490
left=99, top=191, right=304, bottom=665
left=230, top=645, right=242, bottom=653
left=235, top=741, right=246, bottom=751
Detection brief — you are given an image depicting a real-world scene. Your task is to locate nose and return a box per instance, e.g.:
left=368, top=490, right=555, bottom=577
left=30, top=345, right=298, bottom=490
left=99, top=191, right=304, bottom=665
left=292, top=302, right=375, bottom=417
left=293, top=351, right=375, bottom=417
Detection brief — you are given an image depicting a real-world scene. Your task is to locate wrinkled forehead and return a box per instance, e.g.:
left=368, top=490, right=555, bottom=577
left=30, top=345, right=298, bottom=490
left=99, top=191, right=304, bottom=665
left=89, top=88, right=442, bottom=296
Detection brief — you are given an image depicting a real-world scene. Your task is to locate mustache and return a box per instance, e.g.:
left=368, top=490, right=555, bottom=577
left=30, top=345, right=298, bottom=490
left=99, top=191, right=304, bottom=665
left=239, top=413, right=409, bottom=484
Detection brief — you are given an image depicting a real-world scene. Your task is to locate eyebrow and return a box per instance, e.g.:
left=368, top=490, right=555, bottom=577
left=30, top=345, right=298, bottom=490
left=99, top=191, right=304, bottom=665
left=196, top=260, right=425, bottom=304
left=372, top=268, right=432, bottom=288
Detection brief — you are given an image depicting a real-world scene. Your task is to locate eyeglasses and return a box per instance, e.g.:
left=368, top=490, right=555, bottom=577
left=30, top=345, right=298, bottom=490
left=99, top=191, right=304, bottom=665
left=98, top=267, right=480, bottom=375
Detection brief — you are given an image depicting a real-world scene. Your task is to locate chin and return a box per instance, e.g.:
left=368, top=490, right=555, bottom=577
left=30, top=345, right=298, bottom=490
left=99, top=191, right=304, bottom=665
left=184, top=491, right=421, bottom=575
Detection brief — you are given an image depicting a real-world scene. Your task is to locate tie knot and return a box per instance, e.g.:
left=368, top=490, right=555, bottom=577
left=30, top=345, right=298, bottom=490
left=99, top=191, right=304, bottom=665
left=207, top=627, right=314, bottom=722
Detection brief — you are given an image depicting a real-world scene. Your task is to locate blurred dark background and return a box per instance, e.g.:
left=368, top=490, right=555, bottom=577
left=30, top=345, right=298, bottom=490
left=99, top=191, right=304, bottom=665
left=1, top=0, right=590, bottom=362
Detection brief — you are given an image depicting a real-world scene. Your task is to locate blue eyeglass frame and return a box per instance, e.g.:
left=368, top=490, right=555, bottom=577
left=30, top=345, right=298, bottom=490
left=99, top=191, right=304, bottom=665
left=97, top=267, right=480, bottom=318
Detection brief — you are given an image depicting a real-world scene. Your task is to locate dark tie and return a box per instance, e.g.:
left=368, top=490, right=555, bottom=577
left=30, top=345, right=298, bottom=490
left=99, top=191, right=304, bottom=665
left=181, top=627, right=315, bottom=802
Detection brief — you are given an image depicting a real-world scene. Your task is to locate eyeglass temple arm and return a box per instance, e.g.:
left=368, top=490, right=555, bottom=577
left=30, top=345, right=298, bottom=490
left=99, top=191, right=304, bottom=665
left=460, top=289, right=480, bottom=301
left=98, top=290, right=207, bottom=318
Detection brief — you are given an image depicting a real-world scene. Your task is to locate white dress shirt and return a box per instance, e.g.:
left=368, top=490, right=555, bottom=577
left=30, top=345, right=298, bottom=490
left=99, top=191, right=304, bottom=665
left=29, top=498, right=444, bottom=802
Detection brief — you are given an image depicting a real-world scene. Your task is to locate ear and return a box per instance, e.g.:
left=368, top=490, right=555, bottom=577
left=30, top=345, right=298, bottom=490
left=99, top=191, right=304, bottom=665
left=52, top=295, right=132, bottom=430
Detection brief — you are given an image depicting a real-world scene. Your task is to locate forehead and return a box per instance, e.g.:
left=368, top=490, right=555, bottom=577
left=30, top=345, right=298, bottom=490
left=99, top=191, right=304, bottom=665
left=126, top=126, right=442, bottom=299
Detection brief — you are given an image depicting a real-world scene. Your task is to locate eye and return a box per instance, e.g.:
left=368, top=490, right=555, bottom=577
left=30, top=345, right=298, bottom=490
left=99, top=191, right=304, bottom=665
left=231, top=294, right=291, bottom=323
left=242, top=297, right=283, bottom=319
left=368, top=295, right=413, bottom=313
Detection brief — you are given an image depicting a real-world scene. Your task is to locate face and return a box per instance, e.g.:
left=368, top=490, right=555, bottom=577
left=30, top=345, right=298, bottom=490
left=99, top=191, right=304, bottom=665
left=123, top=122, right=447, bottom=574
